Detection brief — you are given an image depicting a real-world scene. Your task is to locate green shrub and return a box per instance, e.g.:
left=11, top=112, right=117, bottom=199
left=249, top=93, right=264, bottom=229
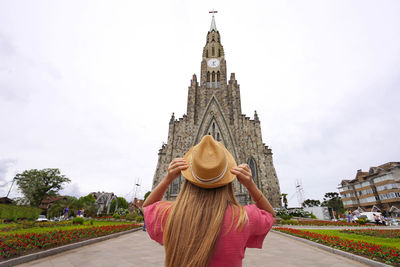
left=310, top=213, right=317, bottom=219
left=135, top=215, right=143, bottom=222
left=72, top=217, right=84, bottom=225
left=279, top=213, right=292, bottom=220
left=357, top=218, right=367, bottom=225
left=112, top=213, right=121, bottom=219
left=125, top=212, right=138, bottom=221
left=0, top=204, right=43, bottom=221
left=114, top=208, right=129, bottom=216
left=89, top=219, right=94, bottom=225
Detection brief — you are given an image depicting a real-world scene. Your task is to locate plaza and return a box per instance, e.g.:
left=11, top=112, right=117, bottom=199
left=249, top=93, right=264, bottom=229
left=17, top=230, right=369, bottom=267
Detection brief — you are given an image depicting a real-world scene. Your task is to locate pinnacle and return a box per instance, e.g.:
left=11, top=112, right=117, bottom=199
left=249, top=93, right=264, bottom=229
left=210, top=15, right=217, bottom=31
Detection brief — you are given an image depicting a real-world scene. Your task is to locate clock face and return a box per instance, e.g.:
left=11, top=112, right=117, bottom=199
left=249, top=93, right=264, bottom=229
left=207, top=58, right=220, bottom=68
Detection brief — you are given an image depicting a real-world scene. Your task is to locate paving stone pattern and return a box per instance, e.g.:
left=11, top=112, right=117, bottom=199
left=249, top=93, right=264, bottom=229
left=18, top=231, right=368, bottom=267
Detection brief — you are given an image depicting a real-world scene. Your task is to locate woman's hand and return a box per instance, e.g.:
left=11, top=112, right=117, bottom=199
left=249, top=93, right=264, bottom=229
left=143, top=158, right=188, bottom=208
left=166, top=158, right=188, bottom=182
left=230, top=164, right=254, bottom=189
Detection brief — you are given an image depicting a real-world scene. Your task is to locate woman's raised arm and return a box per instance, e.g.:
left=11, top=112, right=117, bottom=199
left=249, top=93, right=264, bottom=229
left=231, top=164, right=276, bottom=217
left=143, top=158, right=188, bottom=207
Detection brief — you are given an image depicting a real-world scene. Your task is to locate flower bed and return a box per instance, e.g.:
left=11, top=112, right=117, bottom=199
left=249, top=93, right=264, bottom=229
left=0, top=223, right=141, bottom=259
left=275, top=227, right=400, bottom=266
left=278, top=219, right=376, bottom=227
left=340, top=229, right=400, bottom=239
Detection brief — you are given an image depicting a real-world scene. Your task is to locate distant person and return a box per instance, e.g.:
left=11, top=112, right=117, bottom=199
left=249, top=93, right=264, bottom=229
left=143, top=135, right=275, bottom=267
left=373, top=213, right=381, bottom=225
left=379, top=214, right=386, bottom=226
left=345, top=210, right=351, bottom=222
left=347, top=210, right=353, bottom=223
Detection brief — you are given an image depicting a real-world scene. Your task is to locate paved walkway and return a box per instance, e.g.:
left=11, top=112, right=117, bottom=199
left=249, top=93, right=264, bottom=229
left=18, top=231, right=368, bottom=267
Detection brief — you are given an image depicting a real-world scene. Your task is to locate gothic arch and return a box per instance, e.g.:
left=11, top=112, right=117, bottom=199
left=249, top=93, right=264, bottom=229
left=248, top=157, right=260, bottom=189
left=194, top=96, right=238, bottom=161
left=170, top=174, right=181, bottom=196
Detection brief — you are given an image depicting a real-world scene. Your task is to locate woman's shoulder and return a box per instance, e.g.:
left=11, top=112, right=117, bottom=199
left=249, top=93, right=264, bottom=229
left=243, top=204, right=274, bottom=225
left=243, top=204, right=274, bottom=248
left=143, top=201, right=174, bottom=246
left=143, top=201, right=173, bottom=215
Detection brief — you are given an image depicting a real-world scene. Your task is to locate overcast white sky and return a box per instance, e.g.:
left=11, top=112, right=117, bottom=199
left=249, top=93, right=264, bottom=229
left=1, top=1, right=399, bottom=207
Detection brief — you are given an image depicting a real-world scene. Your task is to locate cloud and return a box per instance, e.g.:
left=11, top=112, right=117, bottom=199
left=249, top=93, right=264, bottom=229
left=0, top=159, right=16, bottom=186
left=0, top=0, right=399, bottom=207
left=0, top=159, right=18, bottom=197
left=0, top=33, right=15, bottom=58
left=59, top=183, right=84, bottom=198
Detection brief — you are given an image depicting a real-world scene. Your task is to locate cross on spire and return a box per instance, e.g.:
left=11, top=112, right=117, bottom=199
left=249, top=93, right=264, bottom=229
left=209, top=10, right=218, bottom=31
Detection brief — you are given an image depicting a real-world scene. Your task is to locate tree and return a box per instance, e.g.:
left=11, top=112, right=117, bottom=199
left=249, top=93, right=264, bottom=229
left=77, top=194, right=97, bottom=217
left=14, top=169, right=71, bottom=207
left=281, top=193, right=288, bottom=209
left=302, top=199, right=321, bottom=208
left=143, top=191, right=151, bottom=202
left=110, top=197, right=129, bottom=213
left=47, top=196, right=77, bottom=218
left=321, top=192, right=344, bottom=215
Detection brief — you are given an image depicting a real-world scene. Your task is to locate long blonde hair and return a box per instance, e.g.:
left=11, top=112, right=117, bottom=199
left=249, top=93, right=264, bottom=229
left=158, top=180, right=247, bottom=267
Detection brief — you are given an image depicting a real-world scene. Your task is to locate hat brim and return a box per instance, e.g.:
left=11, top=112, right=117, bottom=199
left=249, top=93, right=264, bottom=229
left=181, top=142, right=237, bottom=189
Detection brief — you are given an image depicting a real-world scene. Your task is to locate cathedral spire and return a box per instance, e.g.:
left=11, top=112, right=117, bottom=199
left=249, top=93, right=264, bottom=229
left=202, top=10, right=225, bottom=89
left=209, top=10, right=218, bottom=31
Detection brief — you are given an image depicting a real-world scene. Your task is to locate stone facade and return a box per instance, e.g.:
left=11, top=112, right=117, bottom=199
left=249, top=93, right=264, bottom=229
left=152, top=17, right=281, bottom=207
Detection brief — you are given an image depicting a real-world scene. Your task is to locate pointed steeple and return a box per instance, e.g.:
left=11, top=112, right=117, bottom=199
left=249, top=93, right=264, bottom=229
left=254, top=110, right=260, bottom=122
left=209, top=10, right=218, bottom=32
left=210, top=15, right=217, bottom=31
left=169, top=112, right=175, bottom=124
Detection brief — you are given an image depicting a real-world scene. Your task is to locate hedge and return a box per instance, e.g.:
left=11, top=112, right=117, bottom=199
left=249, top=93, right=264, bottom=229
left=0, top=204, right=43, bottom=221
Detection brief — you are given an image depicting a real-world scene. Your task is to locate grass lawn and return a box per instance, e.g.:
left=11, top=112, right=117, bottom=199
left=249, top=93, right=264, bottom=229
left=302, top=229, right=400, bottom=248
left=0, top=221, right=140, bottom=236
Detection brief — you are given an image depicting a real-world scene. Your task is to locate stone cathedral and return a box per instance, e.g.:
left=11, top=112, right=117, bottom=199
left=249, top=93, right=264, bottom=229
left=152, top=15, right=281, bottom=207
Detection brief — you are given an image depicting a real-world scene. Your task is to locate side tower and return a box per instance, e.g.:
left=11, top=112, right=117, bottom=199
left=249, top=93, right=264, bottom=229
left=152, top=14, right=281, bottom=207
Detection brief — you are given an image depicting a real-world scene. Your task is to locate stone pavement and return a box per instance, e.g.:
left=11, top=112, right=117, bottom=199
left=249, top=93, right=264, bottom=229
left=18, top=231, right=368, bottom=267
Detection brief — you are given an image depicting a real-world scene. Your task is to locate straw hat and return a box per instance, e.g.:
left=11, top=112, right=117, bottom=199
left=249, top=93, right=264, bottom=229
left=182, top=135, right=237, bottom=189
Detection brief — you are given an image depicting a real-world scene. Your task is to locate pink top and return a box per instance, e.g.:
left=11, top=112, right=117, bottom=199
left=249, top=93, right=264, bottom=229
left=144, top=202, right=274, bottom=267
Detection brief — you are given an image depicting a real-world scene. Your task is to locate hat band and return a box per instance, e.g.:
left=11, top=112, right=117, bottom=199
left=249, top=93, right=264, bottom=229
left=191, top=157, right=228, bottom=184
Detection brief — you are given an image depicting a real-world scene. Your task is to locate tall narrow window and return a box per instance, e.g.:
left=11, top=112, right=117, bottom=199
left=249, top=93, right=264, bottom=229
left=217, top=132, right=220, bottom=141
left=249, top=158, right=259, bottom=188
left=212, top=46, right=215, bottom=56
left=212, top=71, right=215, bottom=88
left=217, top=71, right=220, bottom=81
left=171, top=175, right=180, bottom=195
left=218, top=48, right=221, bottom=57
left=206, top=49, right=208, bottom=57
left=212, top=123, right=215, bottom=138
left=207, top=72, right=210, bottom=88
